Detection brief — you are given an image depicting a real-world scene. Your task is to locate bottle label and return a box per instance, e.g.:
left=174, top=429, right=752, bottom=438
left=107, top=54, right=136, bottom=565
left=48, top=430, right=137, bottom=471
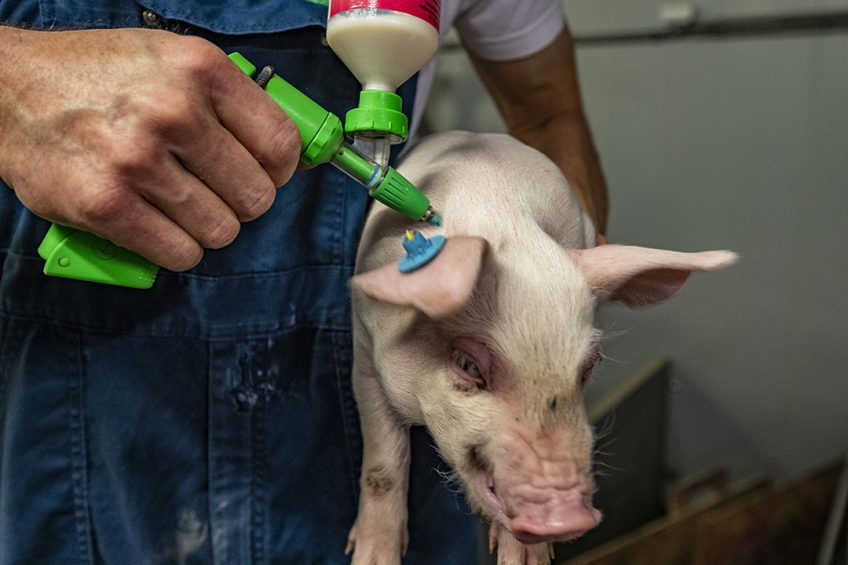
left=329, top=0, right=440, bottom=31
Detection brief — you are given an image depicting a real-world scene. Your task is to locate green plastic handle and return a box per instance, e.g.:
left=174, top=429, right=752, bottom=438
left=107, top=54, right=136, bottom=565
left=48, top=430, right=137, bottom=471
left=38, top=224, right=158, bottom=289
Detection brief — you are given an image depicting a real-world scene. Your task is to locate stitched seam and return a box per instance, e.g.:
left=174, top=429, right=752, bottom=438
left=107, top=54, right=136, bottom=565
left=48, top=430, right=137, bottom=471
left=70, top=332, right=95, bottom=564
left=0, top=318, right=7, bottom=418
left=334, top=174, right=345, bottom=267
left=332, top=330, right=361, bottom=498
left=137, top=5, right=325, bottom=34
left=206, top=340, right=226, bottom=563
left=3, top=249, right=353, bottom=280
left=0, top=317, right=8, bottom=488
left=0, top=311, right=350, bottom=340
left=251, top=391, right=267, bottom=564
left=36, top=0, right=49, bottom=28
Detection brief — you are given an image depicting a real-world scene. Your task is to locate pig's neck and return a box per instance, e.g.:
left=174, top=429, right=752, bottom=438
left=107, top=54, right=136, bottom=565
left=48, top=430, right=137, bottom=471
left=356, top=132, right=595, bottom=275
left=422, top=165, right=593, bottom=253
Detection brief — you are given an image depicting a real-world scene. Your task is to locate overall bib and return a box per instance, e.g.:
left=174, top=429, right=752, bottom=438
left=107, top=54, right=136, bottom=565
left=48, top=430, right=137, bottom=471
left=0, top=1, right=482, bottom=563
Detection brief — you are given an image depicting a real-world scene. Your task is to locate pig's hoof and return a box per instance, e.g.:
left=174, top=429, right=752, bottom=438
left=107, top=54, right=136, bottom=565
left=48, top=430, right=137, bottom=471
left=345, top=520, right=407, bottom=565
left=490, top=522, right=553, bottom=565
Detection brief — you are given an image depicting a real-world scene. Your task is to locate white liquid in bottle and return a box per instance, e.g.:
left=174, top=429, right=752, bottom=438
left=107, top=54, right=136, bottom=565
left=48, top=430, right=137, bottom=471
left=326, top=2, right=440, bottom=92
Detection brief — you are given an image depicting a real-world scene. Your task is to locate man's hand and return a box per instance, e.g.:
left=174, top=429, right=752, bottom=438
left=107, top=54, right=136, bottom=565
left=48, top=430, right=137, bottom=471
left=0, top=27, right=301, bottom=271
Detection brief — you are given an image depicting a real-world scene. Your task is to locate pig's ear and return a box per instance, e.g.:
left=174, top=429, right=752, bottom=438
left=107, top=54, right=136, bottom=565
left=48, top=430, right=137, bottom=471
left=352, top=236, right=488, bottom=318
left=568, top=244, right=737, bottom=307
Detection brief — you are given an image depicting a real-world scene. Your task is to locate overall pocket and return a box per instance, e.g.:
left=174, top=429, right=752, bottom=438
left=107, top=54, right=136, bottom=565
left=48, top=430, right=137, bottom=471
left=0, top=318, right=95, bottom=564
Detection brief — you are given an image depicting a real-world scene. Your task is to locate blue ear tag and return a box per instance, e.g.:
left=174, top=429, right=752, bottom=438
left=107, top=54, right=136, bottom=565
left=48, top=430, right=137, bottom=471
left=398, top=230, right=446, bottom=273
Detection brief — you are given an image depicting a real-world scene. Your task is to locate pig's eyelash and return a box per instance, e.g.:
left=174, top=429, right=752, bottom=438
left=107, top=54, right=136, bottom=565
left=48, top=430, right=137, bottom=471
left=580, top=344, right=603, bottom=387
left=450, top=349, right=486, bottom=391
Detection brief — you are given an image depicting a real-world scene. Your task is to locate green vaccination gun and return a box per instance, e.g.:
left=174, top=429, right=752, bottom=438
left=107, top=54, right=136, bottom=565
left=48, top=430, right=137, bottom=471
left=38, top=52, right=441, bottom=289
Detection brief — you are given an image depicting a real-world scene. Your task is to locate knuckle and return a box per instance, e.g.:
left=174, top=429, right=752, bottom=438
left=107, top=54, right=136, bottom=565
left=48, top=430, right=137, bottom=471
left=262, top=119, right=301, bottom=185
left=144, top=92, right=196, bottom=136
left=175, top=37, right=225, bottom=81
left=162, top=181, right=194, bottom=208
left=106, top=134, right=160, bottom=177
left=80, top=187, right=133, bottom=224
left=202, top=215, right=241, bottom=249
left=111, top=148, right=150, bottom=177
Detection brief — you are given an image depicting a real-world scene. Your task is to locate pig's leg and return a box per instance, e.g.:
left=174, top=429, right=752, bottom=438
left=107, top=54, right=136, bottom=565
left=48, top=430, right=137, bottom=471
left=345, top=335, right=410, bottom=565
left=490, top=523, right=553, bottom=565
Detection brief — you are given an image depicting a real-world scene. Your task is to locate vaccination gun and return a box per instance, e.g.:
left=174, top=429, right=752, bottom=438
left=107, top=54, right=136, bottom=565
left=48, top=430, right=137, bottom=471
left=38, top=52, right=441, bottom=289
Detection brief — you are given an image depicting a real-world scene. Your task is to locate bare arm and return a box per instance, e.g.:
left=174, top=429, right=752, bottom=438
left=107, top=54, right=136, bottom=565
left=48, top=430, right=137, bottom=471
left=466, top=24, right=608, bottom=237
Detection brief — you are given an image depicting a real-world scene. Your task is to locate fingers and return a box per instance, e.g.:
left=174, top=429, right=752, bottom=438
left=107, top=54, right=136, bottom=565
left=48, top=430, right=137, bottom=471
left=172, top=113, right=278, bottom=222
left=77, top=186, right=203, bottom=272
left=137, top=153, right=241, bottom=250
left=201, top=46, right=302, bottom=187
left=73, top=152, right=243, bottom=272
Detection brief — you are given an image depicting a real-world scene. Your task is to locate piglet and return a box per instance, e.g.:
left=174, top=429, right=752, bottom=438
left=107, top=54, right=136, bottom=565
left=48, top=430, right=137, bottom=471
left=345, top=132, right=735, bottom=565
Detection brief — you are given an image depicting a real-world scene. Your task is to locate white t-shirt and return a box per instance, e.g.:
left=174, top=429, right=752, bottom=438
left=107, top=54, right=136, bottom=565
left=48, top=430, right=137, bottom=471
left=408, top=0, right=565, bottom=141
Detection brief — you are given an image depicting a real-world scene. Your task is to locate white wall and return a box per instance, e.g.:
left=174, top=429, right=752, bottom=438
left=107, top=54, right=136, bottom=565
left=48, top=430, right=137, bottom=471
left=564, top=0, right=848, bottom=35
left=423, top=3, right=848, bottom=481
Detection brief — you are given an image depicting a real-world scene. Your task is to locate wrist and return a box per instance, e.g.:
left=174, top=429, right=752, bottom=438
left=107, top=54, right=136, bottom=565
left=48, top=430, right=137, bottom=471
left=511, top=113, right=608, bottom=234
left=0, top=26, right=51, bottom=182
left=0, top=25, right=38, bottom=82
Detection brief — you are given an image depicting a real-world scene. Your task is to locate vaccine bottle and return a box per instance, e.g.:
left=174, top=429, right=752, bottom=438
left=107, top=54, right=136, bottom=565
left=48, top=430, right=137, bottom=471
left=327, top=1, right=440, bottom=168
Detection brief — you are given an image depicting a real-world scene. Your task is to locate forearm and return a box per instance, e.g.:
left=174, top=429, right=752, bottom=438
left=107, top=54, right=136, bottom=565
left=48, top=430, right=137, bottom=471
left=0, top=26, right=34, bottom=184
left=0, top=25, right=34, bottom=98
left=510, top=110, right=608, bottom=235
left=466, top=26, right=609, bottom=235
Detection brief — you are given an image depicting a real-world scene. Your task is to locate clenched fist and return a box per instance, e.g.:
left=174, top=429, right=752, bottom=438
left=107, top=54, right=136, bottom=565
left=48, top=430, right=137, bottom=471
left=0, top=27, right=301, bottom=271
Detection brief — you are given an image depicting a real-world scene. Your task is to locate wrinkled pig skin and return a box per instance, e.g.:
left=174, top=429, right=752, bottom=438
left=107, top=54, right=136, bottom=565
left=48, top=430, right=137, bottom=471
left=346, top=132, right=736, bottom=565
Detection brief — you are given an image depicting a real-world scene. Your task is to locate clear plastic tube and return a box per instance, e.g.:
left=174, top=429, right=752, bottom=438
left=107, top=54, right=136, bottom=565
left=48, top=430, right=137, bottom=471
left=351, top=135, right=392, bottom=171
left=330, top=140, right=387, bottom=189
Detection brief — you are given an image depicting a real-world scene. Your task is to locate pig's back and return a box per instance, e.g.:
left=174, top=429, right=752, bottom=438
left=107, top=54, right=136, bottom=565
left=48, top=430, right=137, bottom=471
left=356, top=131, right=593, bottom=275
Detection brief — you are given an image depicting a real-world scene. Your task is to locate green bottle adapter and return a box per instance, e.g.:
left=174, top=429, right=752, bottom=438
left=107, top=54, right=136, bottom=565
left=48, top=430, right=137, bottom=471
left=36, top=53, right=440, bottom=289
left=345, top=90, right=409, bottom=143
left=344, top=90, right=408, bottom=169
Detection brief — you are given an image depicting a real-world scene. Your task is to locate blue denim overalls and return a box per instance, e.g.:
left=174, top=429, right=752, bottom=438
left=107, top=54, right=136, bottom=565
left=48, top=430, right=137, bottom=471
left=0, top=1, right=483, bottom=563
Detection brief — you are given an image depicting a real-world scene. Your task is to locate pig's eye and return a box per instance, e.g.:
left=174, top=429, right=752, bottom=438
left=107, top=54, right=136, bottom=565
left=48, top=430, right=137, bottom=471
left=459, top=356, right=481, bottom=378
left=450, top=350, right=486, bottom=391
left=580, top=344, right=602, bottom=387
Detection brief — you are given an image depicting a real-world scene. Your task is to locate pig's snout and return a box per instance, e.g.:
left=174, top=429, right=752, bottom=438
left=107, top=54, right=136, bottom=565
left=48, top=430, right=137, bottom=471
left=466, top=433, right=602, bottom=544
left=507, top=489, right=602, bottom=544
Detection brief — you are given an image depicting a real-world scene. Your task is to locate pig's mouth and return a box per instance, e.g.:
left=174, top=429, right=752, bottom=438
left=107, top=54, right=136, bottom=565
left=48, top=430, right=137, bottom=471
left=467, top=445, right=602, bottom=544
left=468, top=446, right=510, bottom=524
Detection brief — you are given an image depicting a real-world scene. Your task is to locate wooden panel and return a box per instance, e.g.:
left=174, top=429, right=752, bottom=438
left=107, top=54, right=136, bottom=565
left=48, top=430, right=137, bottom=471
left=817, top=458, right=848, bottom=565
left=564, top=460, right=845, bottom=565
left=692, top=460, right=845, bottom=565
left=564, top=478, right=771, bottom=565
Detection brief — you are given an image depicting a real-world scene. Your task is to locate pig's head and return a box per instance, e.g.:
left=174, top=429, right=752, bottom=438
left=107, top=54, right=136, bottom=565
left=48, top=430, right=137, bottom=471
left=352, top=235, right=735, bottom=544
